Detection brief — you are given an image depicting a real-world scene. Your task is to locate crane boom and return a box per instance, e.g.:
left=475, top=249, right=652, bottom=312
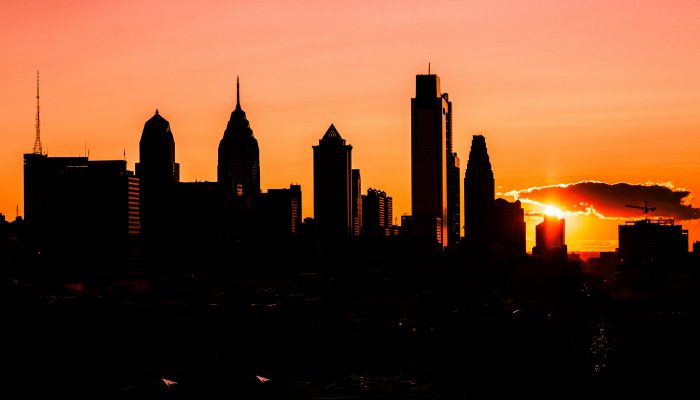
left=625, top=201, right=655, bottom=214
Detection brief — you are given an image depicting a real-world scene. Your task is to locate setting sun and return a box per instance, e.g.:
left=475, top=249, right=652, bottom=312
left=543, top=205, right=564, bottom=218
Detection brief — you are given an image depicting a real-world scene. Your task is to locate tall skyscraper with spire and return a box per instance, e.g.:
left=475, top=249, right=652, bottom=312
left=313, top=124, right=352, bottom=245
left=411, top=72, right=450, bottom=247
left=218, top=77, right=260, bottom=205
left=464, top=135, right=495, bottom=246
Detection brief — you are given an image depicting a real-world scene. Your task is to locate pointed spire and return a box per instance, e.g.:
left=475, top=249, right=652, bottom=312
left=155, top=108, right=159, bottom=115
left=236, top=76, right=240, bottom=109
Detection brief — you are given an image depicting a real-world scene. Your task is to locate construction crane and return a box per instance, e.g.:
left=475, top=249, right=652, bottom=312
left=625, top=201, right=656, bottom=214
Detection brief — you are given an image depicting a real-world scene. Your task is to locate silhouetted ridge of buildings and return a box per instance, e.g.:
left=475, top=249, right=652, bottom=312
left=313, top=124, right=352, bottom=246
left=218, top=78, right=260, bottom=206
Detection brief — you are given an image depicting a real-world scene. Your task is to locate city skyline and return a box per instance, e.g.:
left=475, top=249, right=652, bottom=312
left=2, top=1, right=700, bottom=251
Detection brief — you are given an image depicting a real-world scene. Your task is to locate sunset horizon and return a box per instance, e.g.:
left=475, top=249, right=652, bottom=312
left=2, top=1, right=700, bottom=252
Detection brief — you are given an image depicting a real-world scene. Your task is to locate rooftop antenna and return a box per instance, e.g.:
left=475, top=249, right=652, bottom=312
left=33, top=71, right=42, bottom=155
left=16, top=205, right=19, bottom=220
left=428, top=62, right=431, bottom=75
left=236, top=76, right=240, bottom=107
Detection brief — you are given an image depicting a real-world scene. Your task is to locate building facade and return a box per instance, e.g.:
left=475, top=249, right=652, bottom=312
left=313, top=124, right=352, bottom=245
left=411, top=74, right=450, bottom=247
left=493, top=198, right=526, bottom=256
left=533, top=215, right=567, bottom=259
left=362, top=188, right=393, bottom=237
left=464, top=135, right=495, bottom=247
left=24, top=154, right=139, bottom=280
left=135, top=110, right=179, bottom=250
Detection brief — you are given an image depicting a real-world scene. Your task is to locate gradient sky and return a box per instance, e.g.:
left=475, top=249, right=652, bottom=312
left=2, top=0, right=700, bottom=251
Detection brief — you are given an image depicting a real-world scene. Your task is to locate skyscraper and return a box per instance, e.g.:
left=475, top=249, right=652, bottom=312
left=362, top=188, right=393, bottom=237
left=218, top=78, right=260, bottom=205
left=313, top=124, right=352, bottom=245
left=444, top=95, right=461, bottom=247
left=411, top=73, right=450, bottom=247
left=351, top=169, right=362, bottom=236
left=493, top=198, right=526, bottom=256
left=135, top=110, right=179, bottom=244
left=618, top=218, right=688, bottom=267
left=533, top=215, right=567, bottom=259
left=464, top=135, right=495, bottom=246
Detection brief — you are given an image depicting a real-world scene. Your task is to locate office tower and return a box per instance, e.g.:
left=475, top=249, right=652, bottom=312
left=411, top=73, right=449, bottom=247
left=493, top=198, right=526, bottom=256
left=362, top=188, right=393, bottom=237
left=262, top=184, right=303, bottom=239
left=443, top=96, right=461, bottom=247
left=464, top=135, right=495, bottom=245
left=313, top=124, right=352, bottom=244
left=532, top=215, right=567, bottom=259
left=351, top=169, right=362, bottom=236
left=135, top=110, right=179, bottom=244
left=24, top=154, right=139, bottom=279
left=447, top=152, right=460, bottom=246
left=618, top=218, right=688, bottom=267
left=218, top=78, right=260, bottom=205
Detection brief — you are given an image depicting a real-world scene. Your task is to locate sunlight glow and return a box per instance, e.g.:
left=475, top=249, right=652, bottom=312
left=543, top=205, right=564, bottom=218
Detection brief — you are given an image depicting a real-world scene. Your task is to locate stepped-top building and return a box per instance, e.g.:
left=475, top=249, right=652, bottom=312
left=464, top=135, right=495, bottom=245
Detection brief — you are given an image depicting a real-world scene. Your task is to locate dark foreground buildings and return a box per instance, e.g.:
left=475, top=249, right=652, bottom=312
left=24, top=154, right=139, bottom=281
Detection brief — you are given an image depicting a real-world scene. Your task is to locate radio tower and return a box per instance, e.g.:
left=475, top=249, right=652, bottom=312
left=33, top=71, right=42, bottom=155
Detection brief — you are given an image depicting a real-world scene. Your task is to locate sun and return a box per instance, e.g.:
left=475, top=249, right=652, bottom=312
left=543, top=205, right=564, bottom=218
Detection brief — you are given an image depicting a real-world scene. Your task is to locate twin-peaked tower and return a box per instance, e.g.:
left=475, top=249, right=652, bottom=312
left=218, top=78, right=260, bottom=205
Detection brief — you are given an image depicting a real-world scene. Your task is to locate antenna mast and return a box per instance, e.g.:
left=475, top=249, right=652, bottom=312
left=33, top=71, right=42, bottom=155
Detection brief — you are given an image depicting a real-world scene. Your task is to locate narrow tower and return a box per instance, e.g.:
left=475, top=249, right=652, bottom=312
left=33, top=71, right=42, bottom=155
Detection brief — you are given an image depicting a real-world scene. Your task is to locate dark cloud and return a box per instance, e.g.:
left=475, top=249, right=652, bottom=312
left=507, top=181, right=700, bottom=220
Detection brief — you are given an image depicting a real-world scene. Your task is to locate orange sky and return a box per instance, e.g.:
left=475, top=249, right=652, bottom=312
left=2, top=0, right=700, bottom=252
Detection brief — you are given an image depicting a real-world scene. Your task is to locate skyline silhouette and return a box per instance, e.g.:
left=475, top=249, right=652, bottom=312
left=2, top=2, right=700, bottom=252
left=3, top=71, right=699, bottom=253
